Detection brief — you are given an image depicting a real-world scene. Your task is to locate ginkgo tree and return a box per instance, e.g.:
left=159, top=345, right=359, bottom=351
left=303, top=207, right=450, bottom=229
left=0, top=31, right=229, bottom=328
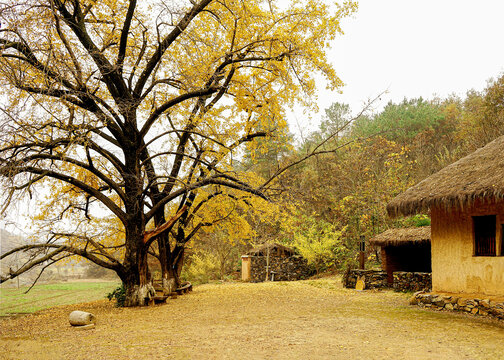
left=0, top=0, right=356, bottom=306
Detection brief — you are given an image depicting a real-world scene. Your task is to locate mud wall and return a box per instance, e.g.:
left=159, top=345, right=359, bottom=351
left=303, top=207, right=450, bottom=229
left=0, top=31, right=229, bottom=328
left=430, top=200, right=504, bottom=296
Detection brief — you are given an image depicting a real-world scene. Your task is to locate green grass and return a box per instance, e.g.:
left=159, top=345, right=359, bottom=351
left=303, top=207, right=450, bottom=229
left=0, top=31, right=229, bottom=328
left=0, top=281, right=120, bottom=316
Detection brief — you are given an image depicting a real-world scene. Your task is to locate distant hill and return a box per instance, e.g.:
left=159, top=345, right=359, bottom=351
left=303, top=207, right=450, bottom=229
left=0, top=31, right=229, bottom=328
left=0, top=228, right=118, bottom=285
left=0, top=228, right=28, bottom=256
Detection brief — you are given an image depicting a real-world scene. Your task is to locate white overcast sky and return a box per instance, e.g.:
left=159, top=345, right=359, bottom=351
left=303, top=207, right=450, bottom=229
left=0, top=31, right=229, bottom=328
left=298, top=0, right=504, bottom=130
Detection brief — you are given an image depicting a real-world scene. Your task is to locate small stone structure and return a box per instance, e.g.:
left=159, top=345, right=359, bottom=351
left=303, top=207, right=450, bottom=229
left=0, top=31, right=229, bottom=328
left=411, top=292, right=504, bottom=321
left=242, top=243, right=313, bottom=282
left=343, top=269, right=431, bottom=292
left=393, top=272, right=431, bottom=292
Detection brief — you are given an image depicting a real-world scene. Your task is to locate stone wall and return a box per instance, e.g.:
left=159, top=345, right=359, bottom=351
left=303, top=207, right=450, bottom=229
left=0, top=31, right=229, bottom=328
left=250, top=255, right=313, bottom=282
left=343, top=269, right=388, bottom=289
left=393, top=272, right=431, bottom=292
left=411, top=292, right=504, bottom=321
left=343, top=269, right=431, bottom=292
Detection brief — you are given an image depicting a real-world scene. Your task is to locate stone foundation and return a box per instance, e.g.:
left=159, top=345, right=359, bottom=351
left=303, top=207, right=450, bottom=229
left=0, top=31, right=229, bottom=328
left=411, top=292, right=504, bottom=321
left=343, top=269, right=431, bottom=292
left=250, top=255, right=313, bottom=282
left=393, top=272, right=431, bottom=292
left=343, top=269, right=388, bottom=289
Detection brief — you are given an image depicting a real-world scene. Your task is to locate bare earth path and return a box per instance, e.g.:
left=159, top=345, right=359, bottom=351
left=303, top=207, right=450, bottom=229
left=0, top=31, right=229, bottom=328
left=1, top=278, right=503, bottom=359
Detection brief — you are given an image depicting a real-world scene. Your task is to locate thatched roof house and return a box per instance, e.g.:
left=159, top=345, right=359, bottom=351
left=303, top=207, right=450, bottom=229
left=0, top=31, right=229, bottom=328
left=370, top=227, right=431, bottom=284
left=386, top=136, right=504, bottom=297
left=369, top=226, right=431, bottom=247
left=387, top=135, right=504, bottom=217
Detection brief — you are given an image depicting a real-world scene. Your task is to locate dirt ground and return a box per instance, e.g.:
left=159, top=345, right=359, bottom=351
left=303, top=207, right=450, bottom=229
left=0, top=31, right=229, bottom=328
left=1, top=278, right=503, bottom=360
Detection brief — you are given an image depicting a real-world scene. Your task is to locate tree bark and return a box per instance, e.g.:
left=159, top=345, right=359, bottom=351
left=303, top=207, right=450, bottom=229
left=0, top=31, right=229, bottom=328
left=155, top=234, right=176, bottom=294
left=121, top=249, right=156, bottom=306
left=121, top=194, right=156, bottom=306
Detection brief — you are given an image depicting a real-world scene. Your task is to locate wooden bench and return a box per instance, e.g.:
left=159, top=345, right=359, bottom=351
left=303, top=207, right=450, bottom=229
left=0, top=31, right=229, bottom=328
left=150, top=281, right=192, bottom=303
left=152, top=295, right=169, bottom=304
left=175, top=282, right=193, bottom=295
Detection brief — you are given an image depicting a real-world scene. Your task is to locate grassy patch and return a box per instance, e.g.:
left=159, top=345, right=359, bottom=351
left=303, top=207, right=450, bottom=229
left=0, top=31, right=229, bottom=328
left=0, top=281, right=120, bottom=316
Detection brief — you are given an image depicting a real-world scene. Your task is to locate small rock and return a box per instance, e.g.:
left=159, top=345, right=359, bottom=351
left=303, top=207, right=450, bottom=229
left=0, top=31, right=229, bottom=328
left=457, top=298, right=467, bottom=307
left=421, top=294, right=433, bottom=304
left=466, top=300, right=476, bottom=308
left=479, top=299, right=491, bottom=308
left=432, top=296, right=445, bottom=307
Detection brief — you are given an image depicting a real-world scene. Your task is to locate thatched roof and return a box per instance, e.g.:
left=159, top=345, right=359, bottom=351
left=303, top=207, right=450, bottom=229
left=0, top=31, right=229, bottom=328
left=369, top=226, right=431, bottom=247
left=247, top=243, right=297, bottom=256
left=387, top=135, right=504, bottom=217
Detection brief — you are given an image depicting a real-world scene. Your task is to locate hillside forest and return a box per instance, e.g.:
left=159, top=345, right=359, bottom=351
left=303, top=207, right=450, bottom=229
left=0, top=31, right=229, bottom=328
left=1, top=1, right=503, bottom=306
left=184, top=74, right=504, bottom=283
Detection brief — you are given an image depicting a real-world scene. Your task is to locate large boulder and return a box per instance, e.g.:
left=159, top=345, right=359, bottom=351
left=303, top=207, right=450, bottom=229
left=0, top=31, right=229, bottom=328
left=69, top=311, right=96, bottom=326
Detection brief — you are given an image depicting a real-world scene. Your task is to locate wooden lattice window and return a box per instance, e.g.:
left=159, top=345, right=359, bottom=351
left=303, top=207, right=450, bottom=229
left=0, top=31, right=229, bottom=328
left=473, top=215, right=496, bottom=256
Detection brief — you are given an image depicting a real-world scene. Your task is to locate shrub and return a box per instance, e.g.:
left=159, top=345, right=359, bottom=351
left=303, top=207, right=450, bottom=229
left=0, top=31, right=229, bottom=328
left=106, top=283, right=126, bottom=307
left=402, top=214, right=431, bottom=227
left=181, top=252, right=220, bottom=285
left=291, top=216, right=349, bottom=274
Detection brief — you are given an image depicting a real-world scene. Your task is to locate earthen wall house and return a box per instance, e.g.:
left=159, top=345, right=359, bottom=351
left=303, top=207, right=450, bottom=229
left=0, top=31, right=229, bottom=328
left=388, top=135, right=504, bottom=297
left=430, top=201, right=503, bottom=295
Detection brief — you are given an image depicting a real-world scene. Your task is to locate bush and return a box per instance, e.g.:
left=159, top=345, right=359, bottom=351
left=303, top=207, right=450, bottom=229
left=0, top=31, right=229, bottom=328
left=106, top=283, right=126, bottom=307
left=181, top=252, right=220, bottom=285
left=291, top=216, right=348, bottom=274
left=402, top=214, right=431, bottom=227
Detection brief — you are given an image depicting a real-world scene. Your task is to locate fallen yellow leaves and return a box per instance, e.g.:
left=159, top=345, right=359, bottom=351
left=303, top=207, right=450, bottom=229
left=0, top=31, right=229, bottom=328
left=1, top=278, right=503, bottom=359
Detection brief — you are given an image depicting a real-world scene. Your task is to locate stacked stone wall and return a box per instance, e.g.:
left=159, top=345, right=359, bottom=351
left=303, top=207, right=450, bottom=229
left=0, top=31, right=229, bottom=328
left=393, top=272, right=431, bottom=292
left=250, top=255, right=313, bottom=282
left=343, top=269, right=431, bottom=292
left=411, top=292, right=504, bottom=321
left=343, top=269, right=388, bottom=289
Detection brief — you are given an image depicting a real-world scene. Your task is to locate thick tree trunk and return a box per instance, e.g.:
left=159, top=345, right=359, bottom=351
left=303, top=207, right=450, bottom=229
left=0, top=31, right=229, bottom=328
left=121, top=215, right=155, bottom=306
left=161, top=268, right=178, bottom=295
left=175, top=247, right=185, bottom=279
left=158, top=235, right=180, bottom=295
left=119, top=112, right=158, bottom=306
left=124, top=282, right=155, bottom=307
left=122, top=250, right=156, bottom=306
